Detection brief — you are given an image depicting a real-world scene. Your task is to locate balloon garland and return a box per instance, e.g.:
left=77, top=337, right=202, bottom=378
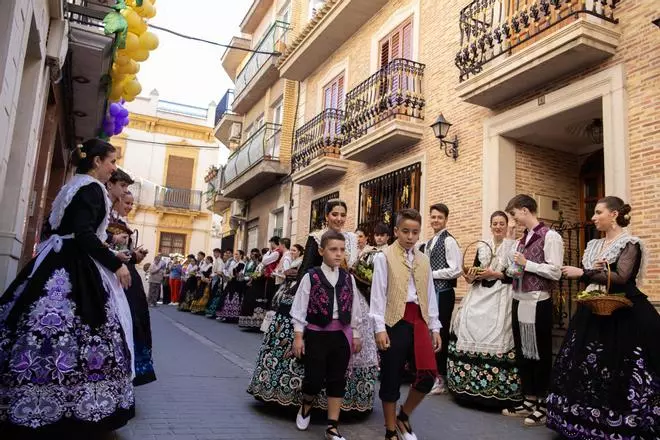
left=101, top=0, right=159, bottom=137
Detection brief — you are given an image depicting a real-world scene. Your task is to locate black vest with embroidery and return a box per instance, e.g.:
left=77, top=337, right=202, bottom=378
left=428, top=230, right=457, bottom=291
left=305, top=267, right=353, bottom=327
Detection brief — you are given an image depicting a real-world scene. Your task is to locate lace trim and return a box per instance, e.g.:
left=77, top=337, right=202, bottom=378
left=582, top=232, right=647, bottom=283
left=308, top=230, right=358, bottom=267
left=48, top=174, right=111, bottom=242
left=477, top=238, right=515, bottom=272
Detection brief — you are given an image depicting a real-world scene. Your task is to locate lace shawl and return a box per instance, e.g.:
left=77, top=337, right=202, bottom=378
left=48, top=174, right=112, bottom=242
left=477, top=238, right=516, bottom=272
left=582, top=232, right=647, bottom=284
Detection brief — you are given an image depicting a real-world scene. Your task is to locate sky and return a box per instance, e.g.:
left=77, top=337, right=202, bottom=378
left=137, top=0, right=252, bottom=109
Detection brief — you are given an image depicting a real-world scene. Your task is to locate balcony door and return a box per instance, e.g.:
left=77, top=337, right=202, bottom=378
left=579, top=150, right=605, bottom=245
left=165, top=155, right=194, bottom=209
left=322, top=74, right=344, bottom=148
left=159, top=232, right=186, bottom=256
left=379, top=19, right=414, bottom=106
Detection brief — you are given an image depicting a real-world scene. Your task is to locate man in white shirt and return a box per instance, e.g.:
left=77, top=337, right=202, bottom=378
left=501, top=194, right=563, bottom=427
left=370, top=209, right=442, bottom=440
left=274, top=238, right=293, bottom=285
left=425, top=203, right=463, bottom=395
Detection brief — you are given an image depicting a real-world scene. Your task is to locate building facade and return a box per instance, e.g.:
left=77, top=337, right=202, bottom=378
left=113, top=92, right=225, bottom=259
left=0, top=1, right=119, bottom=289
left=273, top=0, right=659, bottom=312
left=208, top=0, right=300, bottom=251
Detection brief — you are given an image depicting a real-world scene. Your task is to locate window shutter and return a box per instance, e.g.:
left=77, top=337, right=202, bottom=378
left=380, top=40, right=390, bottom=67
left=337, top=75, right=344, bottom=111
left=391, top=31, right=401, bottom=60
left=323, top=84, right=332, bottom=109
left=402, top=22, right=413, bottom=59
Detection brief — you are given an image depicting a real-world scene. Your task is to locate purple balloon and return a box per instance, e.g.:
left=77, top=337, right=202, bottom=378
left=103, top=120, right=114, bottom=135
left=122, top=117, right=130, bottom=127
left=109, top=103, right=122, bottom=116
left=118, top=108, right=129, bottom=118
left=113, top=125, right=123, bottom=135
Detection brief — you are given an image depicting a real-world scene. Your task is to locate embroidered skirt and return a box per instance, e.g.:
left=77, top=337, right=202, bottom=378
left=246, top=295, right=376, bottom=413
left=0, top=247, right=135, bottom=435
left=547, top=295, right=660, bottom=439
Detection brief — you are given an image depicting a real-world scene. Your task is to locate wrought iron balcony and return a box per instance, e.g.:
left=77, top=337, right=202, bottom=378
left=215, top=89, right=236, bottom=126
left=292, top=109, right=346, bottom=172
left=454, top=0, right=620, bottom=107
left=233, top=21, right=290, bottom=113
left=155, top=186, right=203, bottom=211
left=291, top=109, right=348, bottom=186
left=205, top=169, right=233, bottom=213
left=343, top=58, right=425, bottom=144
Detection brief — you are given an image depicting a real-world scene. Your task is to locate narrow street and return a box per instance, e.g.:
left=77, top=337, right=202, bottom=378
left=116, top=306, right=558, bottom=440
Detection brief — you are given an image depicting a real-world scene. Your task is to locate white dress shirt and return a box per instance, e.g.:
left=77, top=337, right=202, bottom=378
left=212, top=258, right=225, bottom=276
left=369, top=250, right=442, bottom=334
left=223, top=259, right=238, bottom=277
left=290, top=263, right=362, bottom=337
left=261, top=250, right=281, bottom=266
left=275, top=251, right=293, bottom=285
left=426, top=229, right=463, bottom=281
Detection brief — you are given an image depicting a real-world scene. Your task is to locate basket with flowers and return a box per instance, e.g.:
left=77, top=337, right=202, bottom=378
left=575, top=261, right=632, bottom=316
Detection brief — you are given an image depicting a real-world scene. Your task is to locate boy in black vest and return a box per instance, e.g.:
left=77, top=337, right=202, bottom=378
left=291, top=230, right=363, bottom=440
left=425, top=203, right=462, bottom=394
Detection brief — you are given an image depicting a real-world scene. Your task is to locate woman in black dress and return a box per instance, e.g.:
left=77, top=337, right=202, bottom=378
left=110, top=190, right=156, bottom=386
left=547, top=196, right=660, bottom=438
left=0, top=139, right=135, bottom=436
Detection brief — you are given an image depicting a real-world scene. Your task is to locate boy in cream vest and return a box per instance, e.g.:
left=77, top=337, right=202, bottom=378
left=370, top=209, right=442, bottom=440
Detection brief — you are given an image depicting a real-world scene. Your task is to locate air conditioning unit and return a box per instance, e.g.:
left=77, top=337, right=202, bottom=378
left=229, top=122, right=242, bottom=142
left=45, top=19, right=69, bottom=83
left=230, top=200, right=246, bottom=220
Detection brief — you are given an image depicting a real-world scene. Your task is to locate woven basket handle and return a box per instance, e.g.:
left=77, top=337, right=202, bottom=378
left=462, top=240, right=494, bottom=270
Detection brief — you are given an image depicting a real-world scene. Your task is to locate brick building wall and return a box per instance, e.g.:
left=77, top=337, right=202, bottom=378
left=515, top=142, right=581, bottom=226
left=287, top=0, right=659, bottom=301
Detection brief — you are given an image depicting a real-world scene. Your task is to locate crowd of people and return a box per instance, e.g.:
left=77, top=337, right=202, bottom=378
left=0, top=137, right=657, bottom=440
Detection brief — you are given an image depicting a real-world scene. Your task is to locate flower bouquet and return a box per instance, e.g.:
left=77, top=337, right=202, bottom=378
left=351, top=250, right=378, bottom=300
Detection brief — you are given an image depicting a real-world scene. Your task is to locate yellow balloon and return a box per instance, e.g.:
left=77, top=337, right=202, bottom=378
left=135, top=0, right=155, bottom=18
left=124, top=79, right=142, bottom=97
left=139, top=32, right=159, bottom=51
left=121, top=8, right=141, bottom=29
left=115, top=52, right=130, bottom=66
left=125, top=59, right=140, bottom=74
left=125, top=32, right=139, bottom=52
left=130, top=49, right=150, bottom=62
left=123, top=93, right=137, bottom=102
left=109, top=82, right=124, bottom=101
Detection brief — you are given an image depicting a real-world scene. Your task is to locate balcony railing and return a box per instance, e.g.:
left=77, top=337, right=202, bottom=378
left=455, top=0, right=619, bottom=82
left=155, top=186, right=203, bottom=211
left=343, top=58, right=425, bottom=144
left=214, top=89, right=236, bottom=125
left=205, top=170, right=224, bottom=203
left=224, top=123, right=282, bottom=184
left=292, top=108, right=345, bottom=173
left=234, top=21, right=290, bottom=98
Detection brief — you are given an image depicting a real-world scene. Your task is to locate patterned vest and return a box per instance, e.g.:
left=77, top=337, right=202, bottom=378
left=383, top=242, right=431, bottom=327
left=306, top=267, right=353, bottom=327
left=427, top=230, right=457, bottom=291
left=515, top=223, right=553, bottom=293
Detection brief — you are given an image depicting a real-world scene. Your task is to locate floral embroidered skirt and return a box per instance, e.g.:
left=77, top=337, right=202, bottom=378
left=0, top=256, right=135, bottom=435
left=247, top=295, right=377, bottom=413
left=190, top=283, right=211, bottom=314
left=239, top=277, right=267, bottom=329
left=547, top=297, right=660, bottom=439
left=446, top=338, right=522, bottom=408
left=216, top=291, right=241, bottom=321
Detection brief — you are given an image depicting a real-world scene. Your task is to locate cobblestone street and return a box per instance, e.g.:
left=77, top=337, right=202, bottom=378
left=116, top=306, right=559, bottom=440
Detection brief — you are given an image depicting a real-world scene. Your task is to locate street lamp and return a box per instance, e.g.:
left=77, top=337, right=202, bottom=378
left=431, top=114, right=459, bottom=160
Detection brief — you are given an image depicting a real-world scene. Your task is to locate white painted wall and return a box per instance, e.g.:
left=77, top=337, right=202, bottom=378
left=0, top=0, right=62, bottom=289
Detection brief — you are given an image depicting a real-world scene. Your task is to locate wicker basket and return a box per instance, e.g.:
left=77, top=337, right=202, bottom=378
left=462, top=240, right=494, bottom=274
left=576, top=262, right=632, bottom=316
